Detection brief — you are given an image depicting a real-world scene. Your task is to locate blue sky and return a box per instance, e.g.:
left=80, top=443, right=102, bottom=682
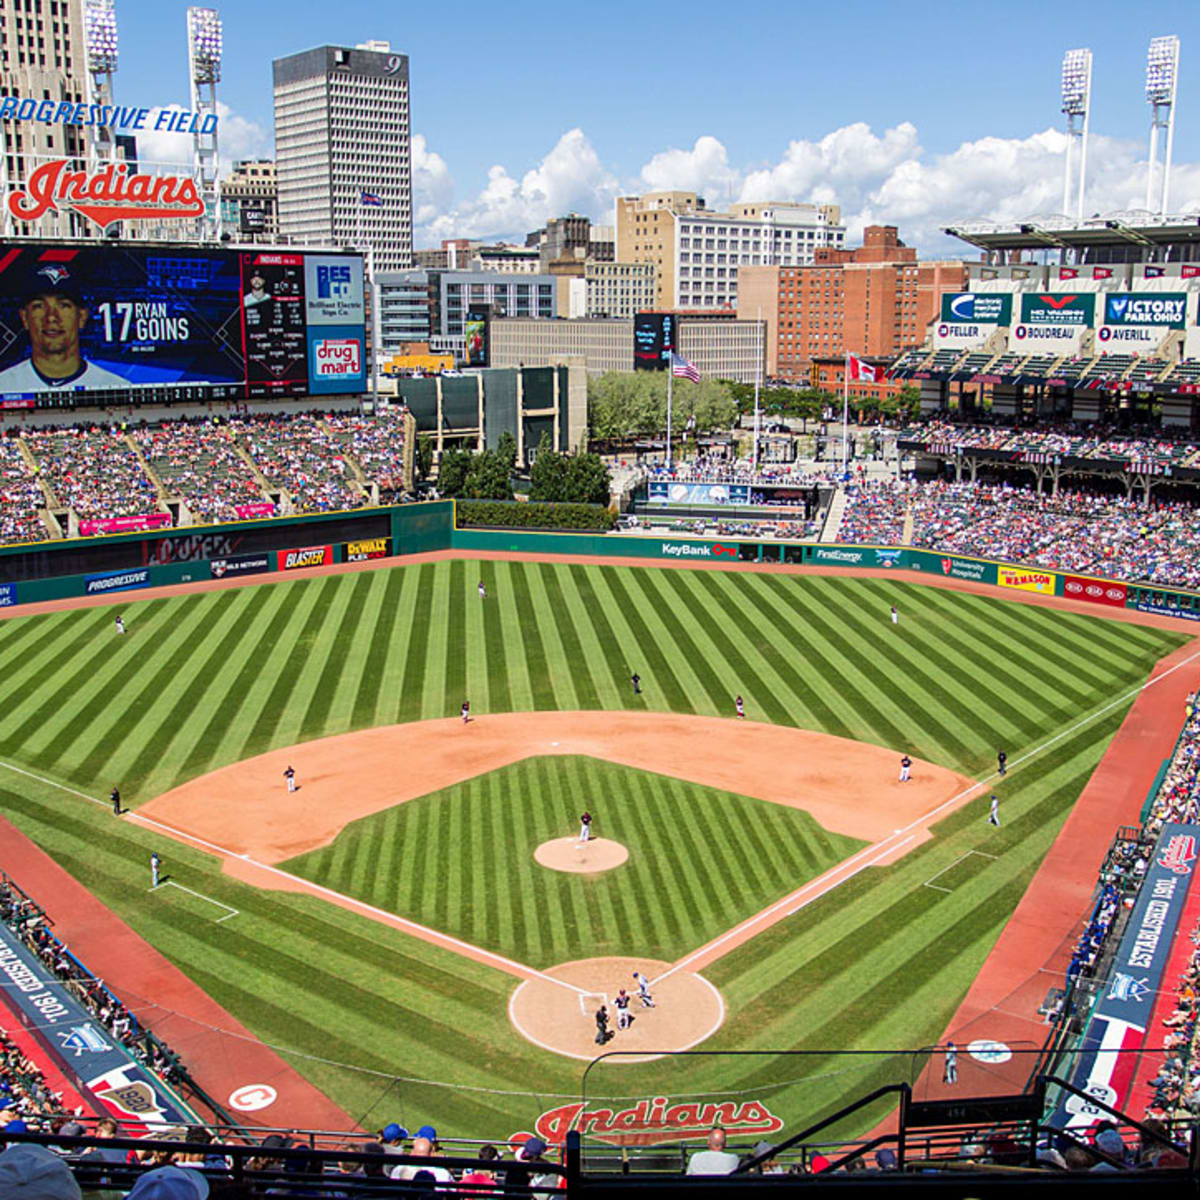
left=122, top=0, right=1200, bottom=252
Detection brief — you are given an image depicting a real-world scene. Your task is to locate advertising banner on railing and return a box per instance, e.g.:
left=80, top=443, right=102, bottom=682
left=1049, top=824, right=1200, bottom=1130
left=997, top=565, right=1057, bottom=595
left=78, top=513, right=171, bottom=537
left=234, top=502, right=276, bottom=520
left=1063, top=575, right=1128, bottom=608
left=647, top=481, right=752, bottom=506
left=0, top=925, right=197, bottom=1129
left=904, top=549, right=998, bottom=585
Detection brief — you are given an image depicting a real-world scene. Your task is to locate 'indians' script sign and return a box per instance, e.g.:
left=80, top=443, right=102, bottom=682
left=512, top=1097, right=784, bottom=1148
left=7, top=160, right=204, bottom=228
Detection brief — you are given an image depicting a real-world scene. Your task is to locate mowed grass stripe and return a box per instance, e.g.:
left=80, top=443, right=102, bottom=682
left=554, top=565, right=630, bottom=710
left=443, top=560, right=468, bottom=713
left=536, top=564, right=601, bottom=710
left=507, top=562, right=558, bottom=710
left=104, top=588, right=267, bottom=795
left=396, top=564, right=436, bottom=724
left=589, top=567, right=694, bottom=713
left=350, top=567, right=408, bottom=729
left=625, top=569, right=738, bottom=717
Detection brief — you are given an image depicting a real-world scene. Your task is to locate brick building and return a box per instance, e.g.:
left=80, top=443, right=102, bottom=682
left=737, top=226, right=967, bottom=387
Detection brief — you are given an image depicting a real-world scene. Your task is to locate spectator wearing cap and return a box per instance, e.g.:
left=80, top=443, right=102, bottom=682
left=0, top=1142, right=82, bottom=1200
left=1092, top=1128, right=1127, bottom=1171
left=686, top=1125, right=740, bottom=1175
left=873, top=1148, right=897, bottom=1171
left=505, top=1137, right=558, bottom=1196
left=125, top=1164, right=210, bottom=1199
left=387, top=1135, right=452, bottom=1184
left=379, top=1123, right=408, bottom=1156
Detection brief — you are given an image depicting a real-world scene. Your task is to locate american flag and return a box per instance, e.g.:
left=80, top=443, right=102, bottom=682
left=671, top=352, right=700, bottom=382
left=360, top=191, right=383, bottom=207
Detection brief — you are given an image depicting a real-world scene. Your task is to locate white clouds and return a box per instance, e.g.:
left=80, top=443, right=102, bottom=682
left=411, top=119, right=1200, bottom=256
left=418, top=128, right=620, bottom=243
left=135, top=101, right=270, bottom=173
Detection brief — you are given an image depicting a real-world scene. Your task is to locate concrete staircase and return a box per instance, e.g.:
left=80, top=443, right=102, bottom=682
left=819, top=486, right=849, bottom=543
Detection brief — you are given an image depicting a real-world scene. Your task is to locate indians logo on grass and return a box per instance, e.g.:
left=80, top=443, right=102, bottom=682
left=512, top=1097, right=784, bottom=1148
left=1158, top=834, right=1197, bottom=876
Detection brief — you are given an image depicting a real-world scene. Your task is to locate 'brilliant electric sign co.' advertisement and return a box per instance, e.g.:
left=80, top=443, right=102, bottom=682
left=0, top=244, right=366, bottom=402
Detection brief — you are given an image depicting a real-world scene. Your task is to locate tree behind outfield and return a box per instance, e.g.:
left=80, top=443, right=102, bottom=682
left=436, top=437, right=515, bottom=500
left=587, top=372, right=737, bottom=441
left=530, top=432, right=611, bottom=505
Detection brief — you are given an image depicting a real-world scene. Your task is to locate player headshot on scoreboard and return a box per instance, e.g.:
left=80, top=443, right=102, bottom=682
left=244, top=270, right=272, bottom=307
left=0, top=262, right=126, bottom=393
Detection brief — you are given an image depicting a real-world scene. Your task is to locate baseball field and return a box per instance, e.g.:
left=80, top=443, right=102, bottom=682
left=0, top=555, right=1188, bottom=1140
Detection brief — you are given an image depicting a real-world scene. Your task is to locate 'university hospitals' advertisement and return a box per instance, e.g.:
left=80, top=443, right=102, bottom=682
left=1051, top=825, right=1200, bottom=1129
left=1013, top=293, right=1095, bottom=354
left=0, top=926, right=197, bottom=1129
left=0, top=244, right=365, bottom=402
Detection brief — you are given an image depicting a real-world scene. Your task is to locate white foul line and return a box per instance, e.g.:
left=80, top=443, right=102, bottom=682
left=155, top=880, right=239, bottom=923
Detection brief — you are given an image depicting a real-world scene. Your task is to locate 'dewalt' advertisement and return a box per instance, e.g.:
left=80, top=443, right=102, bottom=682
left=0, top=244, right=365, bottom=402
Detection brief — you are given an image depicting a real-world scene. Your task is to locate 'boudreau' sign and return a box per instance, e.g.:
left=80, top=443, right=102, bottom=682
left=7, top=160, right=204, bottom=228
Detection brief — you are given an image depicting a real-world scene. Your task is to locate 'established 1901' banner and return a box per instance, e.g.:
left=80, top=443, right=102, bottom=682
left=1050, top=824, right=1200, bottom=1129
left=0, top=927, right=197, bottom=1131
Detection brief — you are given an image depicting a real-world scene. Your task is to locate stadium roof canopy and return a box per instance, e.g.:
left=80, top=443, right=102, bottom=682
left=945, top=210, right=1200, bottom=256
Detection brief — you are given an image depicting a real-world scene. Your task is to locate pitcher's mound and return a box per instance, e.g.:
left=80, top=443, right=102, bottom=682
left=509, top=956, right=723, bottom=1063
left=535, top=837, right=628, bottom=873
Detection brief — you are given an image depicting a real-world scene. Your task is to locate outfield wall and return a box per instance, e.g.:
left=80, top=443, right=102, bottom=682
left=0, top=504, right=1197, bottom=624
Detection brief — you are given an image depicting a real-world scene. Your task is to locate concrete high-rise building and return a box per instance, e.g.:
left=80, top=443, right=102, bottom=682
left=0, top=0, right=93, bottom=237
left=273, top=41, right=412, bottom=270
left=219, top=158, right=277, bottom=242
left=737, top=226, right=967, bottom=382
left=616, top=191, right=845, bottom=312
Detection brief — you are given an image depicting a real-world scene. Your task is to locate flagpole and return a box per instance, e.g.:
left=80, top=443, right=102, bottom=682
left=752, top=305, right=762, bottom=474
left=368, top=241, right=379, bottom=408
left=666, top=359, right=674, bottom=471
left=841, top=352, right=850, bottom=478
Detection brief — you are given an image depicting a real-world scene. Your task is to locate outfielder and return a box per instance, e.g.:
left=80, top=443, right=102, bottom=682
left=735, top=695, right=745, bottom=720
left=461, top=700, right=470, bottom=724
left=988, top=794, right=1000, bottom=827
left=150, top=852, right=161, bottom=889
left=114, top=615, right=125, bottom=635
left=890, top=605, right=899, bottom=626
left=478, top=580, right=487, bottom=599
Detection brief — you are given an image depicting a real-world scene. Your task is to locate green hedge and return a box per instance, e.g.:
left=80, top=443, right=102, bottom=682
left=456, top=500, right=616, bottom=531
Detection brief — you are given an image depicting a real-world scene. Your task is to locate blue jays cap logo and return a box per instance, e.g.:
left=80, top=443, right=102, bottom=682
left=37, top=264, right=70, bottom=287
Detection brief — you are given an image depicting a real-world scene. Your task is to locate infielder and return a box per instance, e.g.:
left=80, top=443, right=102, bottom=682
left=988, top=794, right=1000, bottom=827
left=114, top=615, right=125, bottom=635
left=110, top=786, right=121, bottom=816
left=632, top=971, right=655, bottom=1008
left=735, top=695, right=745, bottom=720
left=284, top=765, right=296, bottom=793
left=150, top=852, right=161, bottom=889
left=943, top=1041, right=958, bottom=1085
left=899, top=754, right=912, bottom=782
left=461, top=700, right=470, bottom=724
left=578, top=811, right=593, bottom=845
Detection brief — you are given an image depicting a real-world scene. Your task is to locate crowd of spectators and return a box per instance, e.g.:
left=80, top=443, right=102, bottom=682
left=0, top=435, right=47, bottom=544
left=232, top=415, right=365, bottom=515
left=131, top=421, right=267, bottom=523
left=24, top=427, right=159, bottom=521
left=824, top=477, right=1200, bottom=590
left=324, top=410, right=408, bottom=500
left=901, top=418, right=1200, bottom=469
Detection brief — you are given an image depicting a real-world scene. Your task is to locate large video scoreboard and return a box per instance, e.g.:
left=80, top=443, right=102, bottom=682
left=0, top=243, right=366, bottom=406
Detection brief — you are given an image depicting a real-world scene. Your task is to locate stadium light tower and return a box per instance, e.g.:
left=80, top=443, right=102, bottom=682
left=1061, top=48, right=1092, bottom=222
left=187, top=6, right=222, bottom=241
left=83, top=0, right=119, bottom=169
left=1145, top=35, right=1180, bottom=217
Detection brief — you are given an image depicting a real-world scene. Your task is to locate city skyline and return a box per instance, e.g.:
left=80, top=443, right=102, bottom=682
left=115, top=1, right=1199, bottom=254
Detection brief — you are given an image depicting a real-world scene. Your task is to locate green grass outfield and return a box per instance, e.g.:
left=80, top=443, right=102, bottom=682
left=0, top=561, right=1185, bottom=1137
left=283, top=756, right=865, bottom=967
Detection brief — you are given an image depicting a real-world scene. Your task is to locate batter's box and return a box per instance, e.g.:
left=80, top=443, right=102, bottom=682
left=922, top=850, right=997, bottom=894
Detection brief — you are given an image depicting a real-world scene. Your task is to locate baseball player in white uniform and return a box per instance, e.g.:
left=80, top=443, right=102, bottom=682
left=632, top=971, right=655, bottom=1008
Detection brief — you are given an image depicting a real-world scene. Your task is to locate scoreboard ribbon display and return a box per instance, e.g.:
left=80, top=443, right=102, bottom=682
left=0, top=243, right=366, bottom=402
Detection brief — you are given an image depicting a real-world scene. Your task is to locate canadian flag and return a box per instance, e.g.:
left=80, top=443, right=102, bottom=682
left=847, top=353, right=883, bottom=383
